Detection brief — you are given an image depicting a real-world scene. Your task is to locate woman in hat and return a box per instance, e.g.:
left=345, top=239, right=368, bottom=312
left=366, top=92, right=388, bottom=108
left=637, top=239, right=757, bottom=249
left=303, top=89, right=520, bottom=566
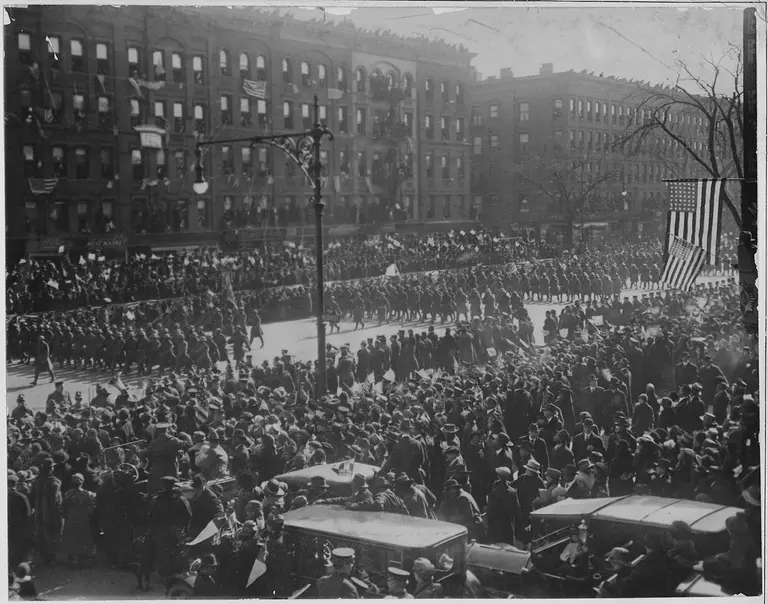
left=61, top=473, right=97, bottom=569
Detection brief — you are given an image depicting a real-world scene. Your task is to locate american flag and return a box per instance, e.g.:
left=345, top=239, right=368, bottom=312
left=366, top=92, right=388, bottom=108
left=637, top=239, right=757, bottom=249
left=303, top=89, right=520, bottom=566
left=660, top=236, right=706, bottom=291
left=416, top=368, right=434, bottom=380
left=363, top=372, right=376, bottom=393
left=242, top=79, right=266, bottom=100
left=665, top=179, right=725, bottom=265
left=28, top=178, right=58, bottom=195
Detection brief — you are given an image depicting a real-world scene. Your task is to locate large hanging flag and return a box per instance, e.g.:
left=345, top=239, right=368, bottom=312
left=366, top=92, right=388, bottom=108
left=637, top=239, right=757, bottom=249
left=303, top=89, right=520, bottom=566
left=242, top=79, right=267, bottom=99
left=661, top=235, right=707, bottom=291
left=665, top=179, right=724, bottom=265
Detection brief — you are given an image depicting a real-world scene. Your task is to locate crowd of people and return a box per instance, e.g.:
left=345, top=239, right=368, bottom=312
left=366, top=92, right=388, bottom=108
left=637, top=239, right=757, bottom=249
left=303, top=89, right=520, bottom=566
left=6, top=230, right=557, bottom=316
left=6, top=233, right=760, bottom=598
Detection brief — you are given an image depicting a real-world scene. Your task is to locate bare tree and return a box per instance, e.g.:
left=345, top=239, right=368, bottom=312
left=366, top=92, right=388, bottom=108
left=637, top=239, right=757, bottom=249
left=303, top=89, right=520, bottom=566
left=617, top=45, right=744, bottom=228
left=514, top=147, right=623, bottom=249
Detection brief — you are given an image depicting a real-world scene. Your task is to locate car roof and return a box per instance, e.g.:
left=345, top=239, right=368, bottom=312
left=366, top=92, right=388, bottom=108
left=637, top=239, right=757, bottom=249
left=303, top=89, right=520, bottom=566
left=275, top=462, right=379, bottom=489
left=531, top=496, right=740, bottom=533
left=284, top=505, right=467, bottom=549
left=466, top=542, right=530, bottom=574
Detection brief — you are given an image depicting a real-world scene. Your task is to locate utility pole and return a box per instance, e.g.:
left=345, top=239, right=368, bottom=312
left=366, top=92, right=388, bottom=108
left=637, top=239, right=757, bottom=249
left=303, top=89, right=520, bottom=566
left=740, top=7, right=758, bottom=337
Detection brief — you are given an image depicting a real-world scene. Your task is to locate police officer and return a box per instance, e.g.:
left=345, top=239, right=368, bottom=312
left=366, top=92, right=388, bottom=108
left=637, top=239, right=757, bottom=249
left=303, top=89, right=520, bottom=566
left=316, top=548, right=359, bottom=598
left=385, top=567, right=413, bottom=598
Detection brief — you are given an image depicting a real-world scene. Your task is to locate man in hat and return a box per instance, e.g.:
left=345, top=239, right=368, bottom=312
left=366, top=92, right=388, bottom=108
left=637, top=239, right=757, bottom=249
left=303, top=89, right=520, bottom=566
left=649, top=458, right=674, bottom=498
left=579, top=375, right=605, bottom=425
left=141, top=422, right=185, bottom=493
left=438, top=479, right=483, bottom=540
left=520, top=423, right=549, bottom=471
left=32, top=335, right=56, bottom=385
left=305, top=475, right=332, bottom=504
left=317, top=547, right=359, bottom=598
left=386, top=566, right=412, bottom=598
left=412, top=558, right=443, bottom=599
left=572, top=417, right=604, bottom=462
left=189, top=474, right=225, bottom=541
left=318, top=473, right=375, bottom=508
left=512, top=459, right=545, bottom=532
left=197, top=432, right=229, bottom=481
left=11, top=394, right=33, bottom=421
left=675, top=350, right=699, bottom=390
left=31, top=457, right=63, bottom=565
left=45, top=381, right=71, bottom=416
left=485, top=467, right=522, bottom=546
left=394, top=472, right=435, bottom=519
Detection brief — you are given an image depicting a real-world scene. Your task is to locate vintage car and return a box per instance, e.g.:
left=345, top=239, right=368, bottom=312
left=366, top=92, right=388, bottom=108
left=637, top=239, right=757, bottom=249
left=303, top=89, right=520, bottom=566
left=166, top=504, right=470, bottom=599
left=523, top=495, right=744, bottom=597
left=274, top=461, right=379, bottom=496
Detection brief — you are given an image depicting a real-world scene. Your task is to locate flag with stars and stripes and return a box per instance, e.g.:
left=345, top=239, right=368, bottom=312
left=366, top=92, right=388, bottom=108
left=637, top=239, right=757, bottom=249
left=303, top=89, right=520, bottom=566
left=660, top=236, right=707, bottom=292
left=416, top=368, right=434, bottom=381
left=362, top=372, right=376, bottom=393
left=665, top=179, right=725, bottom=265
left=28, top=178, right=58, bottom=195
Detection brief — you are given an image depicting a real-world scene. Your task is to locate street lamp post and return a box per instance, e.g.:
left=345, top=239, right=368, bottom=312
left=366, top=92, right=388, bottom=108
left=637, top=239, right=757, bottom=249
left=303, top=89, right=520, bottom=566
left=194, top=95, right=334, bottom=397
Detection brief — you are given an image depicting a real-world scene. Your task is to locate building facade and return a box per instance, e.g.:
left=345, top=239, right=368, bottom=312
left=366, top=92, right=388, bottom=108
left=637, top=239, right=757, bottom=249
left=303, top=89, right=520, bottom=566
left=5, top=6, right=475, bottom=256
left=468, top=65, right=710, bottom=243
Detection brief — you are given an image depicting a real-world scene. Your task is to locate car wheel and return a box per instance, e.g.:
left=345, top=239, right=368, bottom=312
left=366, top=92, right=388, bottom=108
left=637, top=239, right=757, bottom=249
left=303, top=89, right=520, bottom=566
left=167, top=583, right=194, bottom=599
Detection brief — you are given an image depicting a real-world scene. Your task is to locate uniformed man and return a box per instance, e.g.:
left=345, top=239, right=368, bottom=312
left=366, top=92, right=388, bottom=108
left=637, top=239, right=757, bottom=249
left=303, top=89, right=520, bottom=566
left=385, top=566, right=413, bottom=598
left=140, top=423, right=184, bottom=493
left=316, top=547, right=359, bottom=598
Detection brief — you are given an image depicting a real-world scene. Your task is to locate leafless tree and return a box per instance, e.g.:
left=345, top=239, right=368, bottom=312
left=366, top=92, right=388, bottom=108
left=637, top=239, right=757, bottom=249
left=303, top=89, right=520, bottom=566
left=514, top=146, right=624, bottom=248
left=617, top=45, right=744, bottom=228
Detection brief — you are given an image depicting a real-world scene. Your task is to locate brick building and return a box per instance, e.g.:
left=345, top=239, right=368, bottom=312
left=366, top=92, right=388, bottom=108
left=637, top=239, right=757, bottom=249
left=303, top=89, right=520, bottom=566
left=468, top=65, right=710, bottom=244
left=5, top=6, right=476, bottom=258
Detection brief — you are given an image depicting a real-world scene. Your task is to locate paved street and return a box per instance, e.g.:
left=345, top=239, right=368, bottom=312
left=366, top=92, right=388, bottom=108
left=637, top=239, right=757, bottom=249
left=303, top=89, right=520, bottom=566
left=6, top=276, right=723, bottom=412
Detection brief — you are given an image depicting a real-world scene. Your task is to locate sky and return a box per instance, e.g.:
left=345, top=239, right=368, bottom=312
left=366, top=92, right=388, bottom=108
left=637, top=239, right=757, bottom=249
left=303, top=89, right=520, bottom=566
left=282, top=5, right=744, bottom=92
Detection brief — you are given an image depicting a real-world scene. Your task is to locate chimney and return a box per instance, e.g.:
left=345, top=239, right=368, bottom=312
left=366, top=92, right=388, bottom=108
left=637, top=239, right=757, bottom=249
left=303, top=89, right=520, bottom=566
left=500, top=67, right=514, bottom=80
left=539, top=63, right=554, bottom=76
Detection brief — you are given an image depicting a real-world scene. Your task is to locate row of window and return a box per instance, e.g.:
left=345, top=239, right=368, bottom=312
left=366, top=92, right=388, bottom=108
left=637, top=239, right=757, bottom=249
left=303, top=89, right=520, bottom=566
left=471, top=128, right=705, bottom=157
left=16, top=32, right=466, bottom=103
left=472, top=98, right=706, bottom=128
left=424, top=115, right=466, bottom=141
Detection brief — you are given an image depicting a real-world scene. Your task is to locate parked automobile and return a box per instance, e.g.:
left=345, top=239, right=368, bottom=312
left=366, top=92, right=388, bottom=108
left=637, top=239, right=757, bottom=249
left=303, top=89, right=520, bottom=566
left=274, top=461, right=379, bottom=496
left=524, top=495, right=743, bottom=597
left=166, top=504, right=469, bottom=599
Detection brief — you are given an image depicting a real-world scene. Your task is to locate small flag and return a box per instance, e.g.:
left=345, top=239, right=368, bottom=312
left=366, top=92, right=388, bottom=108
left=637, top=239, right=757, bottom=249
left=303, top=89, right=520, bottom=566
left=383, top=369, right=395, bottom=382
left=385, top=263, right=399, bottom=277
left=453, top=358, right=461, bottom=374
left=87, top=253, right=96, bottom=261
left=242, top=79, right=267, bottom=100
left=327, top=88, right=344, bottom=100
left=95, top=74, right=107, bottom=94
left=28, top=178, right=58, bottom=195
left=46, top=279, right=59, bottom=289
left=79, top=256, right=87, bottom=266
left=247, top=559, right=267, bottom=587
left=416, top=368, right=434, bottom=380
left=590, top=315, right=604, bottom=326
left=57, top=245, right=65, bottom=253
left=661, top=236, right=706, bottom=292
left=363, top=372, right=376, bottom=393
left=486, top=347, right=497, bottom=357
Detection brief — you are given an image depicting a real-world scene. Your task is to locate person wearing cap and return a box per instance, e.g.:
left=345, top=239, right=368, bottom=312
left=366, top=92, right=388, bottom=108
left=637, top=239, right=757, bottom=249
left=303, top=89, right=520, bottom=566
left=385, top=566, right=412, bottom=598
left=258, top=513, right=293, bottom=598
left=601, top=378, right=629, bottom=430
left=520, top=423, right=549, bottom=472
left=11, top=394, right=34, bottom=422
left=45, top=380, right=71, bottom=416
left=61, top=472, right=96, bottom=569
left=317, top=547, right=359, bottom=598
left=189, top=474, right=225, bottom=540
left=485, top=467, right=522, bottom=546
left=140, top=421, right=184, bottom=493
left=649, top=458, right=675, bottom=497
left=412, top=557, right=443, bottom=599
